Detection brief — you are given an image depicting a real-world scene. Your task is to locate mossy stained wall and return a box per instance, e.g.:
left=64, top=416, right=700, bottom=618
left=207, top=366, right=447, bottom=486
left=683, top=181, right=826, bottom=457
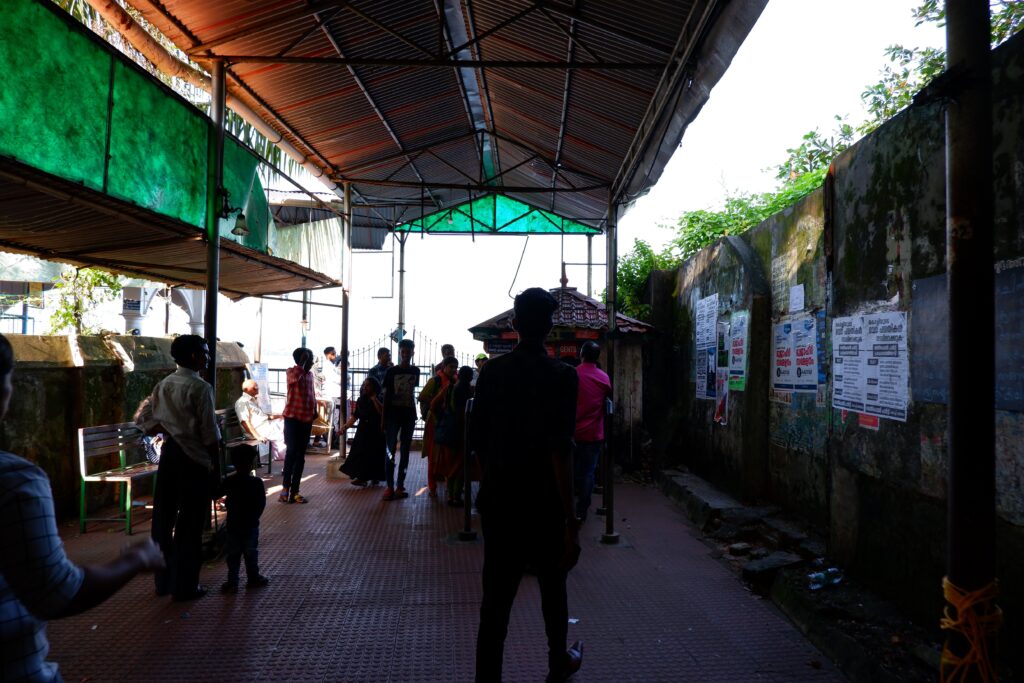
left=0, top=335, right=248, bottom=518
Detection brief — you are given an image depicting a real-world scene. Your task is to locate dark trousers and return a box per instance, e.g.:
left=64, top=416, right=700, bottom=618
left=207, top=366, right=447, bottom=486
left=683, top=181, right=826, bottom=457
left=282, top=417, right=313, bottom=496
left=151, top=437, right=210, bottom=598
left=225, top=525, right=260, bottom=583
left=573, top=441, right=602, bottom=522
left=384, top=411, right=415, bottom=489
left=475, top=515, right=568, bottom=682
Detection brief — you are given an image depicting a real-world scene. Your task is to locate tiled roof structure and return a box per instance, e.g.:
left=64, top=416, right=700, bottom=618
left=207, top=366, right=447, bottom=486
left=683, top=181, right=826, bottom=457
left=469, top=286, right=652, bottom=340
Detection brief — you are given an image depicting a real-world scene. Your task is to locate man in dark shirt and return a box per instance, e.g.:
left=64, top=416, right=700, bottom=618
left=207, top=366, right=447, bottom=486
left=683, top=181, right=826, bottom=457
left=471, top=287, right=583, bottom=683
left=382, top=338, right=420, bottom=501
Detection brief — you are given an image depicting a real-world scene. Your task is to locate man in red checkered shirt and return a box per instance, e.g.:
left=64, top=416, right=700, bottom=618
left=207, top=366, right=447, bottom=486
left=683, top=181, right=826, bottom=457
left=280, top=347, right=315, bottom=504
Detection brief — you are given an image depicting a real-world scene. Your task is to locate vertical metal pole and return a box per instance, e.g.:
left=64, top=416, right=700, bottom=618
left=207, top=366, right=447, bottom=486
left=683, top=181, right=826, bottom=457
left=944, top=1, right=997, bottom=677
left=21, top=283, right=29, bottom=334
left=255, top=298, right=263, bottom=363
left=341, top=182, right=352, bottom=425
left=601, top=196, right=619, bottom=545
left=204, top=59, right=225, bottom=395
left=458, top=397, right=477, bottom=541
left=397, top=232, right=407, bottom=341
left=301, top=291, right=308, bottom=348
left=586, top=233, right=593, bottom=298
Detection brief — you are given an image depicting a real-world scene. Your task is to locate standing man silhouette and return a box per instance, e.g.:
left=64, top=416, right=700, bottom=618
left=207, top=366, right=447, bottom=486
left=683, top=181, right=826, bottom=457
left=471, top=287, right=583, bottom=682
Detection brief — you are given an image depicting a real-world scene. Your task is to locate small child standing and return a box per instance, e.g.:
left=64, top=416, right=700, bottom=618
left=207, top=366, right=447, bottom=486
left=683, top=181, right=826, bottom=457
left=221, top=445, right=269, bottom=593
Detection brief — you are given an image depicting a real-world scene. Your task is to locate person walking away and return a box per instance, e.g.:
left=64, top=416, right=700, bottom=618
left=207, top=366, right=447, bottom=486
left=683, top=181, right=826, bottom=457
left=141, top=334, right=221, bottom=602
left=281, top=347, right=315, bottom=504
left=220, top=445, right=269, bottom=593
left=235, top=379, right=286, bottom=461
left=0, top=333, right=165, bottom=682
left=382, top=338, right=420, bottom=501
left=339, top=377, right=387, bottom=486
left=471, top=288, right=583, bottom=683
left=367, top=347, right=392, bottom=398
left=573, top=341, right=612, bottom=522
left=432, top=365, right=476, bottom=506
left=419, top=356, right=457, bottom=498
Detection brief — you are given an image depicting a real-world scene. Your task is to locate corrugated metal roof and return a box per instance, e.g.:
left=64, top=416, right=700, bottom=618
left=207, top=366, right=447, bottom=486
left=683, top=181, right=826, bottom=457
left=469, top=286, right=652, bottom=339
left=0, top=158, right=338, bottom=299
left=127, top=0, right=766, bottom=231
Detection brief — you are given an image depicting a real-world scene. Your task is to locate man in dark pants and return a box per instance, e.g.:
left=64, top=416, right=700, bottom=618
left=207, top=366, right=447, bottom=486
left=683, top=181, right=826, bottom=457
left=281, top=347, right=316, bottom=504
left=144, top=334, right=220, bottom=602
left=471, top=287, right=583, bottom=683
left=382, top=338, right=419, bottom=501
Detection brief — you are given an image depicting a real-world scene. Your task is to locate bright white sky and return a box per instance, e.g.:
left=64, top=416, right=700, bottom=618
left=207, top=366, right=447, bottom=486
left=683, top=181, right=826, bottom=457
left=143, top=0, right=946, bottom=371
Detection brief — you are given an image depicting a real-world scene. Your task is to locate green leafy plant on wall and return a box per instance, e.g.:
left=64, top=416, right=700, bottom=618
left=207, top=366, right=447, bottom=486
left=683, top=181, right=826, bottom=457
left=48, top=268, right=123, bottom=334
left=617, top=2, right=1024, bottom=322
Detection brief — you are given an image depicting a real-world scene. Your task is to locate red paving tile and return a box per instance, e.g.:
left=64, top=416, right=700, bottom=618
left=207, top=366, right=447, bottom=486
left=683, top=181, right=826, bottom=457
left=48, top=454, right=845, bottom=682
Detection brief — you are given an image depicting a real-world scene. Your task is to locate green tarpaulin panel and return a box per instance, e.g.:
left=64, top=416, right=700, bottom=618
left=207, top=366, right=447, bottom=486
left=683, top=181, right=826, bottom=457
left=396, top=194, right=600, bottom=235
left=0, top=0, right=109, bottom=190
left=107, top=60, right=208, bottom=227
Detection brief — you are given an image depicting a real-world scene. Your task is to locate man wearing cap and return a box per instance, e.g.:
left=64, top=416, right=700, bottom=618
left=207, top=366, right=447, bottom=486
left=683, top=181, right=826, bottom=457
left=471, top=353, right=487, bottom=387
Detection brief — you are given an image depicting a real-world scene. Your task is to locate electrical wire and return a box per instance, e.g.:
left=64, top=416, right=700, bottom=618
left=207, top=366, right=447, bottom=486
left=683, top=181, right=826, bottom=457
left=507, top=235, right=530, bottom=299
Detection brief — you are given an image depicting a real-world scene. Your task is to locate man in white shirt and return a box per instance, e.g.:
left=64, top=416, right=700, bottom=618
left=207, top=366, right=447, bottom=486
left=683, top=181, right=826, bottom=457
left=235, top=379, right=286, bottom=461
left=143, top=334, right=221, bottom=602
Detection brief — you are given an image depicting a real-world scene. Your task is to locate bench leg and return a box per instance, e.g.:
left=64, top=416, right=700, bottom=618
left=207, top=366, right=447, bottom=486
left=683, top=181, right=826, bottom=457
left=79, top=479, right=87, bottom=534
left=124, top=480, right=132, bottom=535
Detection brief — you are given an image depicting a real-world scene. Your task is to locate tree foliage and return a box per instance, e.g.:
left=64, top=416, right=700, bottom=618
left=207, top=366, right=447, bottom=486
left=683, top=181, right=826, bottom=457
left=616, top=1, right=1023, bottom=322
left=48, top=268, right=123, bottom=335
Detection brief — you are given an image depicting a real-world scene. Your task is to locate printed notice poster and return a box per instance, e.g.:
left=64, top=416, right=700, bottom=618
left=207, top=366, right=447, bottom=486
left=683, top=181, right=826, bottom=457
left=771, top=256, right=788, bottom=311
left=863, top=311, right=909, bottom=420
left=694, top=294, right=718, bottom=400
left=714, top=368, right=729, bottom=425
left=832, top=316, right=866, bottom=411
left=728, top=310, right=749, bottom=391
left=247, top=362, right=273, bottom=414
left=789, top=284, right=805, bottom=313
left=791, top=315, right=818, bottom=393
left=772, top=321, right=795, bottom=398
left=831, top=312, right=909, bottom=421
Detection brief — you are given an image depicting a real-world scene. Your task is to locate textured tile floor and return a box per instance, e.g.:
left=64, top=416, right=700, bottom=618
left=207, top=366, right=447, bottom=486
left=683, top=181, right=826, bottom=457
left=49, top=454, right=845, bottom=682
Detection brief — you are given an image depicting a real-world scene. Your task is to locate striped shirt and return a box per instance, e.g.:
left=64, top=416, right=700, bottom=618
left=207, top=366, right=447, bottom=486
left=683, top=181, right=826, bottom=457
left=0, top=451, right=84, bottom=682
left=283, top=365, right=316, bottom=423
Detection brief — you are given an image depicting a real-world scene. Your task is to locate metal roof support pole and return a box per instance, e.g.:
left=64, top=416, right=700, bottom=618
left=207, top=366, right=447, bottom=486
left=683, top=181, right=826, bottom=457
left=341, top=182, right=352, bottom=425
left=586, top=234, right=593, bottom=298
left=943, top=0, right=998, bottom=678
left=601, top=195, right=620, bottom=545
left=397, top=231, right=408, bottom=342
left=204, top=59, right=226, bottom=394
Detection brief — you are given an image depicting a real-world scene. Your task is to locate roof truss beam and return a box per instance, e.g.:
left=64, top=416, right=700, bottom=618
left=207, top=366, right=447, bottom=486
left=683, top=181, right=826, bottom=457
left=213, top=54, right=663, bottom=69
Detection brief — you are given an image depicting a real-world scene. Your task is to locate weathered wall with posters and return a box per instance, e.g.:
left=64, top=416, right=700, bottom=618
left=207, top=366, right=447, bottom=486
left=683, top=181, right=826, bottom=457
left=645, top=30, right=1024, bottom=649
left=0, top=335, right=248, bottom=518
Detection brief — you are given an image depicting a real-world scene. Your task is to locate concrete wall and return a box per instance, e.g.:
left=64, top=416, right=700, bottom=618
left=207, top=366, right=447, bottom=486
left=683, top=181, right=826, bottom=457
left=0, top=335, right=248, bottom=518
left=645, top=30, right=1024, bottom=649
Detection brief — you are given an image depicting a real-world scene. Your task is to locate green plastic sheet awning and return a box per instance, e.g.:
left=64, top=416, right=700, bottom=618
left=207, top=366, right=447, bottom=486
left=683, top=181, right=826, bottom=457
left=395, top=194, right=600, bottom=235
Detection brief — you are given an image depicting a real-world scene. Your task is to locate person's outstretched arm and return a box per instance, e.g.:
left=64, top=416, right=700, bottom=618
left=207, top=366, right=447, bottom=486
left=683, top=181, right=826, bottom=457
left=60, top=539, right=165, bottom=616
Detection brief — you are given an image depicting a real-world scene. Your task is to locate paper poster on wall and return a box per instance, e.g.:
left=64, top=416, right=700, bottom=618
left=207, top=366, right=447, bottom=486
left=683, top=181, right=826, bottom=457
left=863, top=311, right=909, bottom=420
left=791, top=315, right=818, bottom=393
left=832, top=316, right=866, bottom=411
left=772, top=321, right=795, bottom=399
left=789, top=284, right=805, bottom=313
left=831, top=312, right=909, bottom=421
left=694, top=293, right=718, bottom=400
left=714, top=367, right=729, bottom=424
left=247, top=362, right=273, bottom=414
left=728, top=310, right=749, bottom=391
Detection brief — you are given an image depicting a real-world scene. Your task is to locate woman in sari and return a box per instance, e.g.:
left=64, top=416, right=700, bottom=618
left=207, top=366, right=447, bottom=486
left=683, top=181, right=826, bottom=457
left=419, top=356, right=457, bottom=498
left=339, top=377, right=387, bottom=486
left=431, top=366, right=477, bottom=506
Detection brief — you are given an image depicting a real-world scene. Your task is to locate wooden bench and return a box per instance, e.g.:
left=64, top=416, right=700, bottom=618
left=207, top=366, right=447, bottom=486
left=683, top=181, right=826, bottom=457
left=78, top=422, right=159, bottom=535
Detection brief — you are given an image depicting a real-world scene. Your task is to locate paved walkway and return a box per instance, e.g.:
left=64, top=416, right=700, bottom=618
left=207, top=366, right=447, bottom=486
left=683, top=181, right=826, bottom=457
left=50, top=454, right=845, bottom=682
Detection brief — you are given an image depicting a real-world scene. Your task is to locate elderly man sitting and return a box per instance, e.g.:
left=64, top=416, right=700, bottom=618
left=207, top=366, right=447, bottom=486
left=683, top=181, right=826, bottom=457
left=235, top=379, right=286, bottom=461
